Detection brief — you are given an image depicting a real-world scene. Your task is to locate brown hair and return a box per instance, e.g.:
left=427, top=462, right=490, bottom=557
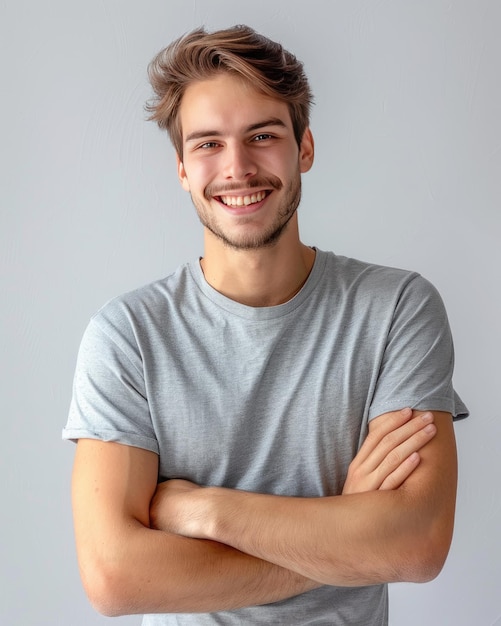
left=146, top=25, right=313, bottom=157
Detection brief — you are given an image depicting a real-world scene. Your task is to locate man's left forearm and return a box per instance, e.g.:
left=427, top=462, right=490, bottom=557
left=153, top=411, right=457, bottom=586
left=184, top=485, right=442, bottom=585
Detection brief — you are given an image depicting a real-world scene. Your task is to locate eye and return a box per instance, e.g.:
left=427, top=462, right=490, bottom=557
left=198, top=141, right=220, bottom=150
left=253, top=133, right=273, bottom=142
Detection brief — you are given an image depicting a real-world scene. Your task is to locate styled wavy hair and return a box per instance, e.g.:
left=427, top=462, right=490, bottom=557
left=146, top=25, right=313, bottom=157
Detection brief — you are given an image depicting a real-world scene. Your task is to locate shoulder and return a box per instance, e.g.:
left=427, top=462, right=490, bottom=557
left=91, top=262, right=195, bottom=329
left=76, top=262, right=200, bottom=359
left=318, top=250, right=437, bottom=302
left=312, top=251, right=450, bottom=332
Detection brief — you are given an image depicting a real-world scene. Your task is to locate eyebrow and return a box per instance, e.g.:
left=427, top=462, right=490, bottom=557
left=184, top=118, right=288, bottom=144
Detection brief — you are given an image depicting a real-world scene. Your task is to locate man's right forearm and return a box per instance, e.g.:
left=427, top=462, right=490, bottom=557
left=73, top=439, right=318, bottom=618
left=74, top=408, right=429, bottom=616
left=79, top=508, right=319, bottom=616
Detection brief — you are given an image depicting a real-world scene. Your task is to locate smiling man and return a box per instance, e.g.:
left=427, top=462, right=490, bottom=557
left=64, top=25, right=468, bottom=625
left=179, top=75, right=307, bottom=252
left=177, top=72, right=315, bottom=307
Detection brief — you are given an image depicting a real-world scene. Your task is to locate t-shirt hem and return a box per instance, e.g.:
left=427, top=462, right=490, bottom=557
left=369, top=397, right=469, bottom=422
left=62, top=428, right=159, bottom=454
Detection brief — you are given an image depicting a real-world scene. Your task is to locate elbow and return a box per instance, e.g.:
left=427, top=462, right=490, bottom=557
left=79, top=559, right=138, bottom=617
left=398, top=518, right=455, bottom=584
left=415, top=535, right=453, bottom=583
left=403, top=549, right=448, bottom=584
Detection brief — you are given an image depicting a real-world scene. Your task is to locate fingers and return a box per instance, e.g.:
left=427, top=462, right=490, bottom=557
left=372, top=416, right=436, bottom=490
left=354, top=408, right=413, bottom=467
left=379, top=452, right=421, bottom=491
left=360, top=410, right=436, bottom=474
left=342, top=409, right=437, bottom=495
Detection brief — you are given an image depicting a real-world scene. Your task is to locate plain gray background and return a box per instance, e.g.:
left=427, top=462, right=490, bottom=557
left=1, top=1, right=500, bottom=624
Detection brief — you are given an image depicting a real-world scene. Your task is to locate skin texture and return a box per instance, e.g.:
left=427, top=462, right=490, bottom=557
left=71, top=73, right=458, bottom=616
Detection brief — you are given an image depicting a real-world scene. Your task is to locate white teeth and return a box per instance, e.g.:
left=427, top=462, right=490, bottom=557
left=220, top=191, right=266, bottom=206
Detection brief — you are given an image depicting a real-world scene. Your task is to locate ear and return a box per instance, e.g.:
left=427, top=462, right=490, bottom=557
left=176, top=154, right=190, bottom=192
left=299, top=127, right=314, bottom=173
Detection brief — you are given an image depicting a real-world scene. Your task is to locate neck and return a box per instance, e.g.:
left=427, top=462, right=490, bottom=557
left=200, top=222, right=316, bottom=307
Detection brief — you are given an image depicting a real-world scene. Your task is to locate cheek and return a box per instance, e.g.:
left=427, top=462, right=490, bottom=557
left=184, top=160, right=218, bottom=193
left=269, top=146, right=300, bottom=175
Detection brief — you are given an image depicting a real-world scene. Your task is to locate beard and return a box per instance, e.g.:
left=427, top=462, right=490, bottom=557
left=190, top=171, right=302, bottom=251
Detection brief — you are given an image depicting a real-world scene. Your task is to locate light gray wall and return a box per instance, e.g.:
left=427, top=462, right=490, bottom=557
left=1, top=1, right=499, bottom=624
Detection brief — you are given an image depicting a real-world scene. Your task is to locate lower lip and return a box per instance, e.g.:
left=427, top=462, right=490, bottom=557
left=216, top=195, right=268, bottom=216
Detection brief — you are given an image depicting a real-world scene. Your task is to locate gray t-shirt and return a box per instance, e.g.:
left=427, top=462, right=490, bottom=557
left=64, top=249, right=468, bottom=625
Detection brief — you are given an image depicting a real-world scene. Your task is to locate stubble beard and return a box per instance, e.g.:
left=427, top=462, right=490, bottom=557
left=191, top=171, right=302, bottom=251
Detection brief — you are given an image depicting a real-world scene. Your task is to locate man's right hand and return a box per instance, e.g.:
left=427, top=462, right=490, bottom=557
left=342, top=408, right=437, bottom=495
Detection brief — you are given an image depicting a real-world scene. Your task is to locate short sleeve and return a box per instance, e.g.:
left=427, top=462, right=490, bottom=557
left=368, top=275, right=468, bottom=421
left=63, top=315, right=159, bottom=453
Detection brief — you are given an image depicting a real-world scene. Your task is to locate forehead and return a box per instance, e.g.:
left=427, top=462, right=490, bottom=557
left=179, top=73, right=292, bottom=138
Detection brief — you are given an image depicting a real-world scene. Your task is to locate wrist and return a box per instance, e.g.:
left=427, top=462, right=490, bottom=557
left=198, top=486, right=227, bottom=541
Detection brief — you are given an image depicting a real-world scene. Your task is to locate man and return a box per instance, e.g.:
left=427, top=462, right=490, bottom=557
left=64, top=25, right=468, bottom=625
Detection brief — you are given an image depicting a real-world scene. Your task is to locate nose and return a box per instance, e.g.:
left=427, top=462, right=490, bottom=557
left=222, top=142, right=258, bottom=180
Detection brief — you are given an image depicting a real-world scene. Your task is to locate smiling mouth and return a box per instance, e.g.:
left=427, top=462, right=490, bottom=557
left=218, top=190, right=269, bottom=207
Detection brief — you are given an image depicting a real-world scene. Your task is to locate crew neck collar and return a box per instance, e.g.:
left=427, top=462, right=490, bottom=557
left=188, top=248, right=327, bottom=321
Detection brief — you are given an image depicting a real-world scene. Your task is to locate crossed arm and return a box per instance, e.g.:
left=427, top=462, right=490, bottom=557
left=71, top=408, right=457, bottom=616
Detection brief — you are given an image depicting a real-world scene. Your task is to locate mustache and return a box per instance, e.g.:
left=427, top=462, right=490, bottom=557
left=204, top=176, right=283, bottom=200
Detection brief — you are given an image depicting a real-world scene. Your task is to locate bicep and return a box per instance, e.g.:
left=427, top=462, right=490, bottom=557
left=399, top=411, right=458, bottom=509
left=370, top=410, right=458, bottom=539
left=72, top=439, right=159, bottom=555
left=366, top=410, right=458, bottom=579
